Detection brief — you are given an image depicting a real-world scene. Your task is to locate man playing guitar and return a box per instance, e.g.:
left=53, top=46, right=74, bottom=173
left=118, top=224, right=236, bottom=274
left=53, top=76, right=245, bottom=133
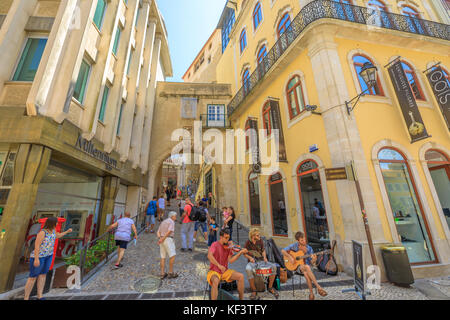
left=207, top=229, right=248, bottom=300
left=281, top=231, right=328, bottom=300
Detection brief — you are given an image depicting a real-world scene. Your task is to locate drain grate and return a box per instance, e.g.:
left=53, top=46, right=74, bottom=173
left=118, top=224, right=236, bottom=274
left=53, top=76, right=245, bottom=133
left=133, top=276, right=161, bottom=293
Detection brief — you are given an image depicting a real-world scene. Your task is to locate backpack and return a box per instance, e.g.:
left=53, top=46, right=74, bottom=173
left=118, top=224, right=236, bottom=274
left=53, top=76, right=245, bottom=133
left=198, top=207, right=207, bottom=222
left=317, top=240, right=338, bottom=276
left=188, top=205, right=200, bottom=222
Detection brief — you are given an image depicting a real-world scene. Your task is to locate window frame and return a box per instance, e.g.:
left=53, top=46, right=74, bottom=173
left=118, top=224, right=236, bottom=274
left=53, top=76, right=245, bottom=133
left=401, top=60, right=426, bottom=101
left=352, top=54, right=385, bottom=96
left=253, top=2, right=263, bottom=31
left=239, top=28, right=247, bottom=54
left=12, top=37, right=48, bottom=82
left=73, top=59, right=92, bottom=105
left=277, top=13, right=292, bottom=38
left=286, top=75, right=306, bottom=119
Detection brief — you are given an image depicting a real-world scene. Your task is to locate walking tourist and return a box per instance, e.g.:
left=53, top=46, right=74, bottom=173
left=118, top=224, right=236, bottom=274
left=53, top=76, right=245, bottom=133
left=207, top=229, right=248, bottom=300
left=244, top=228, right=278, bottom=300
left=157, top=212, right=179, bottom=279
left=281, top=231, right=328, bottom=300
left=166, top=187, right=171, bottom=206
left=24, top=217, right=72, bottom=300
left=145, top=196, right=158, bottom=233
left=193, top=201, right=209, bottom=243
left=107, top=212, right=138, bottom=269
left=157, top=195, right=166, bottom=222
left=180, top=198, right=195, bottom=252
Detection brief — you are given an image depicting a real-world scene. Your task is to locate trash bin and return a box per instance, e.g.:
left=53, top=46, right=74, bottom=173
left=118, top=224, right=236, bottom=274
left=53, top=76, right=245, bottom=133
left=381, top=245, right=414, bottom=286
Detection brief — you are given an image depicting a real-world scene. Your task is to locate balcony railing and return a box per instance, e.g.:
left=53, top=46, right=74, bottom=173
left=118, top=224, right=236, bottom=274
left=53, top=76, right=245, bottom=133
left=200, top=114, right=230, bottom=128
left=227, top=0, right=450, bottom=116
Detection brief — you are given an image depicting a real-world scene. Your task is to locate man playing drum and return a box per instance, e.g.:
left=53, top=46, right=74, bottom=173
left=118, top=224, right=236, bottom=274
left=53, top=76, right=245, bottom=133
left=243, top=228, right=279, bottom=300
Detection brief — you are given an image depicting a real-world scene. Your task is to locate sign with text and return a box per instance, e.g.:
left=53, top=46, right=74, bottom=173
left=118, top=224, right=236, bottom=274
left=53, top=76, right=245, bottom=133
left=388, top=60, right=430, bottom=143
left=426, top=66, right=450, bottom=130
left=352, top=240, right=365, bottom=294
left=325, top=167, right=348, bottom=181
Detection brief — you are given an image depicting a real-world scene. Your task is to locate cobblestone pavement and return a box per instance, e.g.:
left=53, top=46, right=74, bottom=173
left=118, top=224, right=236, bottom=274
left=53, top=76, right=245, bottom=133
left=41, top=205, right=449, bottom=300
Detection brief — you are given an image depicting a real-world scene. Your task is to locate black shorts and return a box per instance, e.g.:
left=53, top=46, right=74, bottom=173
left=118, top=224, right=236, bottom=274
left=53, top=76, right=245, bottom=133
left=115, top=240, right=129, bottom=249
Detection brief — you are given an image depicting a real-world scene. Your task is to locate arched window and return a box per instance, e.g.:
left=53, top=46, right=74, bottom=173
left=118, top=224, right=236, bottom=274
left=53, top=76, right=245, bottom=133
left=248, top=172, right=261, bottom=225
left=269, top=172, right=288, bottom=236
left=286, top=75, right=306, bottom=119
left=378, top=148, right=437, bottom=264
left=242, top=68, right=250, bottom=94
left=253, top=2, right=263, bottom=30
left=277, top=13, right=292, bottom=38
left=425, top=150, right=450, bottom=231
left=239, top=29, right=247, bottom=53
left=353, top=55, right=384, bottom=96
left=368, top=0, right=391, bottom=28
left=262, top=101, right=273, bottom=135
left=297, top=160, right=330, bottom=247
left=402, top=61, right=425, bottom=100
left=257, top=45, right=267, bottom=64
left=401, top=5, right=425, bottom=34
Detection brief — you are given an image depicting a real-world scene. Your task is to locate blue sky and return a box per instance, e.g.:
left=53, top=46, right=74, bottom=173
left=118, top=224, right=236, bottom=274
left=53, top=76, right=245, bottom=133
left=158, top=0, right=225, bottom=82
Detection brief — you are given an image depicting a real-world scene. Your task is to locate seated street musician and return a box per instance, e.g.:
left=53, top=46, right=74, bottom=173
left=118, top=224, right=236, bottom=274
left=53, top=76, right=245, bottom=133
left=243, top=228, right=279, bottom=300
left=207, top=229, right=248, bottom=300
left=281, top=231, right=328, bottom=300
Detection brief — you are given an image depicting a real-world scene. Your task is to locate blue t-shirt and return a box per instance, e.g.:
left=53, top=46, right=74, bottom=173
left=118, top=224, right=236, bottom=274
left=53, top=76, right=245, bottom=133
left=147, top=200, right=157, bottom=215
left=209, top=223, right=217, bottom=236
left=283, top=243, right=314, bottom=266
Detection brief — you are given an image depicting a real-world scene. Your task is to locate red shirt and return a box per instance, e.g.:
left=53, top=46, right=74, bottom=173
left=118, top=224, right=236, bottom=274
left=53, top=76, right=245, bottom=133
left=209, top=241, right=233, bottom=274
left=183, top=204, right=193, bottom=223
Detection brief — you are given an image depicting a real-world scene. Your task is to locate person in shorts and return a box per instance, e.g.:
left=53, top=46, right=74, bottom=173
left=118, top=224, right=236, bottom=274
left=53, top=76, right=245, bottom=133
left=157, top=212, right=178, bottom=279
left=24, top=217, right=72, bottom=300
left=145, top=196, right=158, bottom=233
left=107, top=212, right=137, bottom=269
left=193, top=201, right=209, bottom=243
left=207, top=229, right=248, bottom=300
left=157, top=195, right=166, bottom=222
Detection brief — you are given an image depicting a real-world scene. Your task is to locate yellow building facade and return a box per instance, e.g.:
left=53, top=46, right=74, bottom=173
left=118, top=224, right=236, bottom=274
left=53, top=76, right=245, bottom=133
left=198, top=0, right=450, bottom=278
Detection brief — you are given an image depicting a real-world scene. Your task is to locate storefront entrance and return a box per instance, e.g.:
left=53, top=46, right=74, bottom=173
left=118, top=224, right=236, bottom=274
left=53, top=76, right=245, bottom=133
left=297, top=160, right=330, bottom=251
left=378, top=148, right=437, bottom=264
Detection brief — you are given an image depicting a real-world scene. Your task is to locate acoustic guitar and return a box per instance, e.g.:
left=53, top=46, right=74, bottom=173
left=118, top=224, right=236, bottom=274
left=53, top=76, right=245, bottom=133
left=284, top=249, right=331, bottom=271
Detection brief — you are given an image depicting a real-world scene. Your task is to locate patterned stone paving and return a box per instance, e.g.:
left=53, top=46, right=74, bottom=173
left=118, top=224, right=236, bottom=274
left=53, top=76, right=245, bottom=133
left=28, top=205, right=449, bottom=300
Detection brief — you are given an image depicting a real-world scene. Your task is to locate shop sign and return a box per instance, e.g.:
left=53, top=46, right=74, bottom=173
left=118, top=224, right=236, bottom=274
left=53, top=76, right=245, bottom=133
left=426, top=66, right=450, bottom=130
left=388, top=60, right=430, bottom=143
left=75, top=134, right=118, bottom=171
left=325, top=167, right=347, bottom=181
left=352, top=241, right=365, bottom=294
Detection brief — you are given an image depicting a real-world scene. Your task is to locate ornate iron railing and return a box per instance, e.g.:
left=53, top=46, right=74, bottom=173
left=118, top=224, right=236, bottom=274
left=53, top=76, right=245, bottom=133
left=227, top=0, right=450, bottom=115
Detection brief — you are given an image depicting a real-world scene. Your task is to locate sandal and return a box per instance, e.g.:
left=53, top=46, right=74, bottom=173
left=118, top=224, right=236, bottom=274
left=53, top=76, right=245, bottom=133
left=268, top=287, right=279, bottom=298
left=168, top=273, right=179, bottom=279
left=160, top=273, right=168, bottom=280
left=318, top=288, right=328, bottom=297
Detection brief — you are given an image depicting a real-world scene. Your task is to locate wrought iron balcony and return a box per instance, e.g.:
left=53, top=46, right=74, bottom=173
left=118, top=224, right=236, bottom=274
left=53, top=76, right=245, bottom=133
left=200, top=114, right=230, bottom=128
left=227, top=0, right=450, bottom=116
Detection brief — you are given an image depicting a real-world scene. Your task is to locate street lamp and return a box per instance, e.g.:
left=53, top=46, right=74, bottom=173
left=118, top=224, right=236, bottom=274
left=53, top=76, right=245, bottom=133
left=346, top=62, right=378, bottom=115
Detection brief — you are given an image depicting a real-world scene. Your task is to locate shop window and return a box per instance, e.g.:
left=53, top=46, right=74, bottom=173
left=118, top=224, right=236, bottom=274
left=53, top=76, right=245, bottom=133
left=249, top=172, right=261, bottom=225
left=297, top=160, right=330, bottom=250
left=277, top=13, right=292, bottom=38
left=286, top=75, right=306, bottom=119
left=253, top=2, right=263, bottom=30
left=378, top=148, right=436, bottom=264
left=402, top=61, right=425, bottom=101
left=13, top=38, right=48, bottom=82
left=93, top=0, right=107, bottom=30
left=73, top=59, right=91, bottom=104
left=425, top=150, right=450, bottom=230
left=353, top=55, right=384, bottom=96
left=269, top=172, right=287, bottom=236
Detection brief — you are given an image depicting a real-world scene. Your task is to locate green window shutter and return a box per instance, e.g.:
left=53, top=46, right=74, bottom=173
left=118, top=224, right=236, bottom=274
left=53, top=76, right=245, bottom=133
left=93, top=0, right=107, bottom=30
left=99, top=86, right=110, bottom=122
left=13, top=38, right=47, bottom=81
left=73, top=60, right=91, bottom=103
left=112, top=28, right=121, bottom=55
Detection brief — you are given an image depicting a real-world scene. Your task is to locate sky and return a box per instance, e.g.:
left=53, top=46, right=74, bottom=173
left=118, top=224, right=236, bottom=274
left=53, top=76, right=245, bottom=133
left=157, top=0, right=226, bottom=82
